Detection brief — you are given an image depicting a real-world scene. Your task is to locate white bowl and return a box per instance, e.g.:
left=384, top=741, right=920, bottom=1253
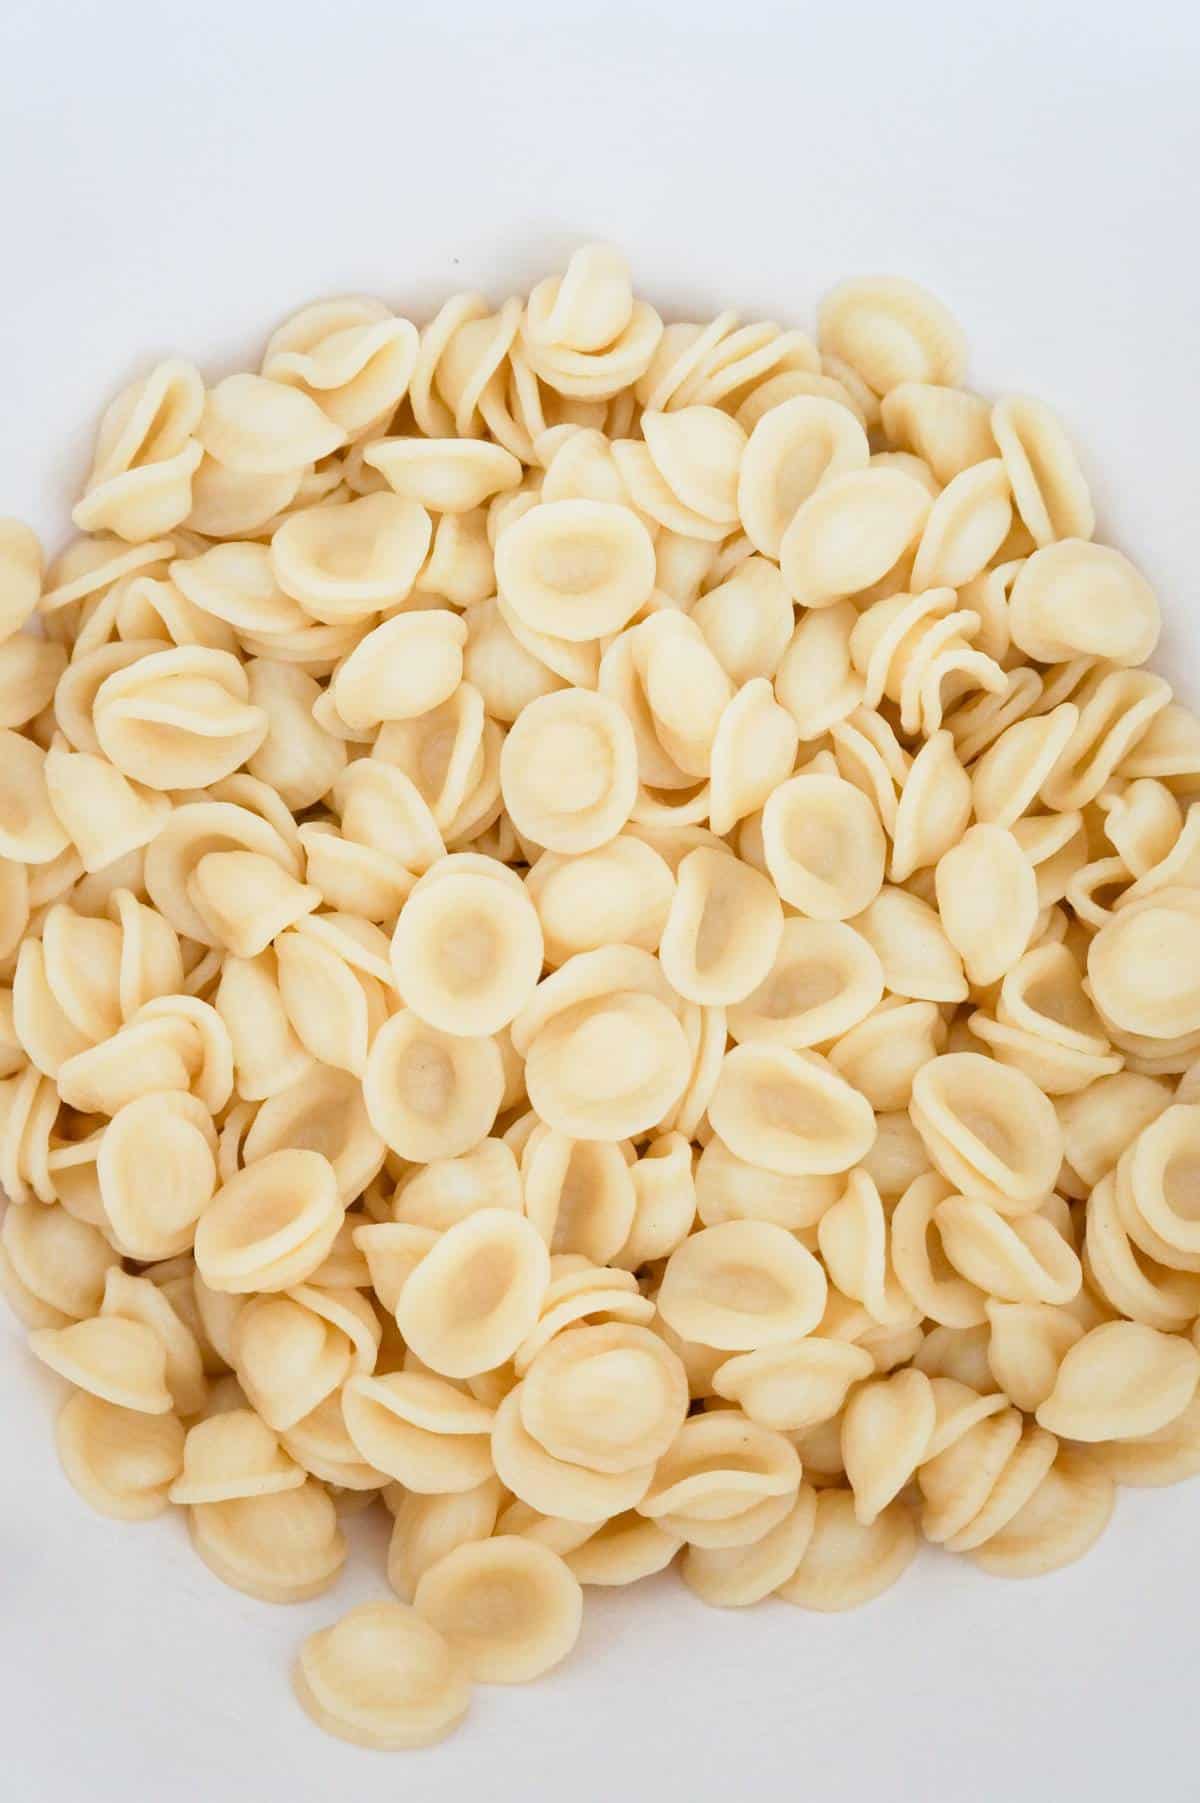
left=2, top=4, right=1198, bottom=1800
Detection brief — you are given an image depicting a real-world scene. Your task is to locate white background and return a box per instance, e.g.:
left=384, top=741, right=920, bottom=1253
left=2, top=2, right=1199, bottom=1798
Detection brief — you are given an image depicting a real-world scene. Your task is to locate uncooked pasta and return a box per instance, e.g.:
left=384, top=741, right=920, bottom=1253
left=3, top=241, right=1199, bottom=1753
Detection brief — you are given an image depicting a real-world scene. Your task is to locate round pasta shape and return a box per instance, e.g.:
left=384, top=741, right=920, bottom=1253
left=294, top=1601, right=469, bottom=1750
left=1088, top=891, right=1200, bottom=1041
left=262, top=296, right=419, bottom=434
left=708, top=1043, right=876, bottom=1176
left=414, top=1537, right=582, bottom=1685
left=0, top=516, right=42, bottom=641
left=391, top=864, right=544, bottom=1036
left=828, top=997, right=945, bottom=1112
left=193, top=1149, right=343, bottom=1294
left=910, top=1054, right=1063, bottom=1212
left=842, top=1369, right=936, bottom=1525
left=169, top=1409, right=304, bottom=1504
left=394, top=1136, right=522, bottom=1231
left=658, top=848, right=783, bottom=1005
left=693, top=1136, right=840, bottom=1232
left=271, top=493, right=432, bottom=622
left=491, top=1384, right=655, bottom=1521
left=968, top=1450, right=1113, bottom=1579
left=55, top=1392, right=184, bottom=1521
left=500, top=688, right=639, bottom=853
left=657, top=1221, right=827, bottom=1351
left=682, top=1485, right=818, bottom=1607
left=818, top=277, right=967, bottom=396
left=779, top=468, right=932, bottom=608
left=197, top=373, right=344, bottom=474
left=525, top=835, right=674, bottom=964
left=985, top=1300, right=1084, bottom=1413
left=934, top=1196, right=1082, bottom=1306
left=29, top=1315, right=173, bottom=1414
left=712, top=1338, right=874, bottom=1433
left=776, top=1489, right=917, bottom=1610
left=727, top=918, right=883, bottom=1049
left=708, top=680, right=799, bottom=837
left=233, top=1286, right=378, bottom=1430
left=330, top=611, right=467, bottom=729
left=341, top=1371, right=495, bottom=1491
left=396, top=1209, right=550, bottom=1378
left=638, top=1409, right=801, bottom=1530
left=1035, top=1320, right=1200, bottom=1442
left=92, top=646, right=267, bottom=790
left=521, top=1127, right=636, bottom=1263
left=880, top=383, right=996, bottom=484
left=737, top=395, right=868, bottom=557
left=0, top=1202, right=117, bottom=1328
left=519, top=1324, right=688, bottom=1472
left=762, top=774, right=885, bottom=919
left=363, top=1010, right=505, bottom=1161
left=524, top=990, right=691, bottom=1141
left=386, top=1479, right=503, bottom=1603
left=97, top=1092, right=218, bottom=1261
left=0, top=732, right=70, bottom=865
left=495, top=499, right=655, bottom=641
left=1009, top=540, right=1159, bottom=665
left=243, top=1064, right=385, bottom=1203
left=991, top=395, right=1094, bottom=546
left=691, top=557, right=794, bottom=686
left=566, top=1513, right=683, bottom=1587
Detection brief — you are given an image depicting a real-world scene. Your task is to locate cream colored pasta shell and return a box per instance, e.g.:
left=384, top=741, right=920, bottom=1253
left=708, top=680, right=800, bottom=838
left=271, top=492, right=432, bottom=622
left=850, top=586, right=1007, bottom=740
left=817, top=1170, right=916, bottom=1327
left=1035, top=1320, right=1200, bottom=1442
left=233, top=1286, right=378, bottom=1430
left=1059, top=1071, right=1171, bottom=1189
left=263, top=298, right=419, bottom=433
left=971, top=703, right=1081, bottom=830
left=934, top=1197, right=1082, bottom=1306
left=396, top=1209, right=549, bottom=1378
left=910, top=458, right=1011, bottom=590
left=779, top=468, right=932, bottom=608
left=0, top=1202, right=117, bottom=1329
left=92, top=646, right=267, bottom=790
left=709, top=1043, right=876, bottom=1177
left=495, top=499, right=655, bottom=642
left=491, top=1384, right=655, bottom=1520
left=386, top=1479, right=504, bottom=1602
left=762, top=773, right=885, bottom=920
left=413, top=1536, right=581, bottom=1686
left=658, top=1221, right=827, bottom=1351
left=394, top=1136, right=522, bottom=1231
left=566, top=1513, right=683, bottom=1586
left=934, top=825, right=1038, bottom=988
left=841, top=1369, right=936, bottom=1525
left=658, top=848, right=783, bottom=1006
left=910, top=1053, right=1063, bottom=1211
left=691, top=557, right=794, bottom=686
left=712, top=1338, right=874, bottom=1433
left=819, top=277, right=966, bottom=395
left=525, top=835, right=674, bottom=965
left=168, top=1408, right=304, bottom=1504
left=193, top=1149, right=343, bottom=1294
left=888, top=1172, right=986, bottom=1328
left=638, top=1409, right=801, bottom=1525
left=612, top=1132, right=696, bottom=1268
left=985, top=1300, right=1084, bottom=1413
left=776, top=1489, right=917, bottom=1610
left=0, top=731, right=70, bottom=865
left=197, top=373, right=344, bottom=474
left=828, top=997, right=944, bottom=1113
left=1088, top=891, right=1200, bottom=1041
left=890, top=731, right=972, bottom=884
left=775, top=603, right=864, bottom=741
left=694, top=1136, right=840, bottom=1232
left=727, top=918, right=883, bottom=1050
left=330, top=611, right=467, bottom=730
left=188, top=1477, right=346, bottom=1604
left=639, top=406, right=745, bottom=525
left=968, top=1450, right=1113, bottom=1579
left=737, top=396, right=869, bottom=557
left=1085, top=1390, right=1200, bottom=1489
left=1009, top=540, right=1158, bottom=665
left=244, top=1063, right=385, bottom=1203
left=880, top=383, right=996, bottom=483
left=520, top=1127, right=635, bottom=1264
left=500, top=688, right=638, bottom=853
left=1085, top=1173, right=1200, bottom=1332
left=682, top=1484, right=818, bottom=1607
left=55, top=1391, right=184, bottom=1521
left=1115, top=1104, right=1200, bottom=1262
left=991, top=395, right=1094, bottom=546
left=363, top=1010, right=505, bottom=1160
left=294, top=1600, right=469, bottom=1750
left=519, top=1322, right=687, bottom=1474
left=97, top=1092, right=217, bottom=1262
left=391, top=866, right=543, bottom=1036
left=524, top=990, right=690, bottom=1141
left=341, top=1371, right=495, bottom=1491
left=0, top=633, right=65, bottom=729
left=30, top=1315, right=172, bottom=1414
left=214, top=950, right=313, bottom=1101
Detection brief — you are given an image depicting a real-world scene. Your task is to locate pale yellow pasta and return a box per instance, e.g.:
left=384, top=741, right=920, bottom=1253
left=775, top=603, right=865, bottom=740
left=30, top=1314, right=173, bottom=1414
left=55, top=1391, right=185, bottom=1521
left=495, top=498, right=655, bottom=641
left=712, top=1337, right=874, bottom=1433
left=991, top=394, right=1095, bottom=545
left=395, top=1209, right=550, bottom=1378
left=414, top=1536, right=582, bottom=1685
left=500, top=688, right=638, bottom=853
left=727, top=918, right=882, bottom=1050
left=818, top=277, right=967, bottom=396
left=985, top=1300, right=1084, bottom=1413
left=1009, top=540, right=1159, bottom=665
left=850, top=586, right=1007, bottom=738
left=708, top=679, right=800, bottom=836
left=658, top=847, right=783, bottom=1005
left=694, top=1136, right=840, bottom=1232
left=491, top=1383, right=655, bottom=1522
left=520, top=1126, right=635, bottom=1263
left=525, top=834, right=674, bottom=965
left=340, top=1371, right=495, bottom=1491
left=363, top=1009, right=505, bottom=1160
left=0, top=517, right=43, bottom=641
left=709, top=1043, right=876, bottom=1176
left=390, top=860, right=543, bottom=1036
left=523, top=989, right=691, bottom=1142
left=193, top=1149, right=343, bottom=1294
left=779, top=467, right=932, bottom=608
left=934, top=824, right=1038, bottom=988
left=691, top=557, right=794, bottom=685
left=1088, top=888, right=1200, bottom=1041
left=817, top=1170, right=917, bottom=1327
left=776, top=1488, right=917, bottom=1610
left=1035, top=1320, right=1200, bottom=1442
left=520, top=1323, right=688, bottom=1472
left=910, top=1053, right=1063, bottom=1212
left=761, top=773, right=886, bottom=919
left=658, top=1220, right=827, bottom=1350
left=294, top=1601, right=469, bottom=1749
left=880, top=383, right=996, bottom=484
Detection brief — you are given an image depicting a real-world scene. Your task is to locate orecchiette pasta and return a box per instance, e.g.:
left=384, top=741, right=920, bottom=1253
left=4, top=240, right=1199, bottom=1759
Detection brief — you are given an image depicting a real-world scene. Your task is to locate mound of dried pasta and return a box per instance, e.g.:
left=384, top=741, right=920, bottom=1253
left=2, top=243, right=1200, bottom=1750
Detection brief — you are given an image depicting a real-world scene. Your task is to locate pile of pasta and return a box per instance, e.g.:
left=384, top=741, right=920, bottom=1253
left=2, top=243, right=1200, bottom=1752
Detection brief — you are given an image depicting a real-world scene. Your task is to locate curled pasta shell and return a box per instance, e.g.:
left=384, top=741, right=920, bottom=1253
left=566, top=1512, right=683, bottom=1586
left=294, top=1600, right=469, bottom=1749
left=365, top=436, right=522, bottom=513
left=396, top=1209, right=550, bottom=1378
left=390, top=862, right=544, bottom=1036
left=73, top=360, right=205, bottom=541
left=233, top=1285, right=378, bottom=1430
left=910, top=1054, right=1063, bottom=1212
left=500, top=688, right=639, bottom=853
left=991, top=395, right=1094, bottom=546
left=708, top=679, right=800, bottom=837
left=682, top=1485, right=818, bottom=1608
left=691, top=557, right=794, bottom=685
left=889, top=1172, right=986, bottom=1329
left=341, top=1371, right=495, bottom=1491
left=198, top=373, right=345, bottom=474
left=1009, top=540, right=1159, bottom=665
left=191, top=1478, right=346, bottom=1602
left=694, top=1136, right=840, bottom=1232
left=271, top=493, right=432, bottom=623
left=30, top=1315, right=172, bottom=1414
left=712, top=1337, right=874, bottom=1433
left=0, top=1202, right=117, bottom=1329
left=263, top=297, right=419, bottom=434
left=817, top=1170, right=916, bottom=1327
left=92, top=646, right=267, bottom=791
left=525, top=835, right=674, bottom=966
left=97, top=1091, right=217, bottom=1261
left=819, top=277, right=966, bottom=396
left=728, top=918, right=883, bottom=1050
left=737, top=395, right=869, bottom=557
left=1035, top=1320, right=1200, bottom=1442
left=658, top=848, right=783, bottom=1005
left=0, top=731, right=70, bottom=865
left=524, top=990, right=690, bottom=1142
left=842, top=1368, right=936, bottom=1524
left=414, top=1536, right=582, bottom=1685
left=762, top=773, right=885, bottom=920
left=934, top=824, right=1038, bottom=987
left=386, top=1478, right=503, bottom=1602
left=521, top=1127, right=635, bottom=1263
left=495, top=499, right=655, bottom=641
left=244, top=1063, right=385, bottom=1203
left=1088, top=890, right=1200, bottom=1041
left=709, top=1043, right=876, bottom=1177
left=169, top=1409, right=304, bottom=1504
left=985, top=1300, right=1084, bottom=1412
left=658, top=1221, right=827, bottom=1351
left=193, top=1148, right=343, bottom=1294
left=880, top=383, right=995, bottom=484
left=910, top=458, right=1011, bottom=590
left=775, top=604, right=865, bottom=741
left=364, top=1010, right=504, bottom=1160
left=492, top=1383, right=655, bottom=1521
left=520, top=1323, right=688, bottom=1473
left=779, top=468, right=932, bottom=608
left=55, top=1391, right=184, bottom=1521
left=330, top=611, right=467, bottom=730
left=639, top=1408, right=801, bottom=1530
left=829, top=997, right=944, bottom=1112
left=968, top=1449, right=1113, bottom=1579
left=776, top=1488, right=917, bottom=1610
left=934, top=1196, right=1082, bottom=1306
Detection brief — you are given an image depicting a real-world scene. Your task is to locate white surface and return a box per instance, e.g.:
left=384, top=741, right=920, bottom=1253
left=2, top=2, right=1199, bottom=1798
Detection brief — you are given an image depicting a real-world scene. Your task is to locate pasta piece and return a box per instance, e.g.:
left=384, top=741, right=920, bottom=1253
left=1035, top=1321, right=1200, bottom=1441
left=842, top=1368, right=936, bottom=1524
left=341, top=1371, right=495, bottom=1491
left=500, top=688, right=639, bottom=853
left=691, top=557, right=794, bottom=685
left=1009, top=540, right=1159, bottom=665
left=30, top=1315, right=173, bottom=1414
left=934, top=825, right=1038, bottom=987
left=92, top=646, right=268, bottom=791
left=774, top=603, right=865, bottom=741
left=395, top=1209, right=550, bottom=1378
left=414, top=1537, right=582, bottom=1685
left=73, top=360, right=205, bottom=541
left=818, top=277, right=967, bottom=395
left=262, top=297, right=419, bottom=434
left=737, top=395, right=868, bottom=557
left=55, top=1392, right=184, bottom=1521
left=776, top=1489, right=917, bottom=1610
left=330, top=611, right=467, bottom=730
left=0, top=1202, right=118, bottom=1330
left=779, top=468, right=932, bottom=608
left=985, top=1300, right=1084, bottom=1413
left=363, top=1010, right=505, bottom=1160
left=169, top=1410, right=304, bottom=1504
left=880, top=383, right=996, bottom=483
left=193, top=1149, right=344, bottom=1294
left=762, top=773, right=886, bottom=919
left=233, top=1286, right=378, bottom=1431
left=850, top=586, right=1007, bottom=738
left=1088, top=889, right=1200, bottom=1041
left=658, top=847, right=783, bottom=1005
left=525, top=835, right=674, bottom=965
left=727, top=918, right=883, bottom=1050
left=708, top=680, right=800, bottom=837
left=271, top=493, right=431, bottom=623
left=682, top=1485, right=818, bottom=1608
left=523, top=990, right=690, bottom=1142
left=991, top=395, right=1094, bottom=546
left=495, top=499, right=655, bottom=641
left=910, top=1054, right=1063, bottom=1212
left=934, top=1196, right=1082, bottom=1306
left=386, top=1479, right=503, bottom=1603
left=712, top=1338, right=874, bottom=1432
left=491, top=1384, right=655, bottom=1521
left=521, top=1126, right=635, bottom=1263
left=708, top=1043, right=876, bottom=1176
left=390, top=859, right=544, bottom=1036
left=97, top=1092, right=217, bottom=1261
left=294, top=1601, right=469, bottom=1749
left=520, top=1323, right=687, bottom=1472
left=0, top=517, right=42, bottom=641
left=658, top=1221, right=827, bottom=1350
left=817, top=1170, right=917, bottom=1327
